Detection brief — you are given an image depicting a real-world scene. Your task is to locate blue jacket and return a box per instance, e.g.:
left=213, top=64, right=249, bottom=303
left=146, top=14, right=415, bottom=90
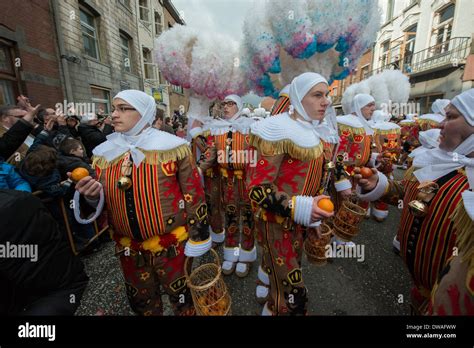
left=0, top=161, right=31, bottom=192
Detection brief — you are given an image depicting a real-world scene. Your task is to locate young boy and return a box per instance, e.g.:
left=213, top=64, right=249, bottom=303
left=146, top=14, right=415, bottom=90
left=0, top=158, right=31, bottom=192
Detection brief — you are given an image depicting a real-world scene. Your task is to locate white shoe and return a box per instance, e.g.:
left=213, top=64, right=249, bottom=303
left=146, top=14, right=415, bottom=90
left=256, top=285, right=269, bottom=304
left=261, top=302, right=273, bottom=316
left=235, top=262, right=250, bottom=278
left=222, top=261, right=236, bottom=275
left=392, top=235, right=400, bottom=254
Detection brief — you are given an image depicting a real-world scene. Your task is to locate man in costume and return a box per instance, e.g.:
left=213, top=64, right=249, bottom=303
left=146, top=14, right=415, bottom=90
left=332, top=94, right=376, bottom=232
left=198, top=95, right=257, bottom=277
left=189, top=111, right=226, bottom=247
left=74, top=90, right=211, bottom=316
left=369, top=110, right=401, bottom=222
left=418, top=99, right=450, bottom=131
left=248, top=72, right=336, bottom=315
left=355, top=89, right=474, bottom=315
left=398, top=114, right=420, bottom=169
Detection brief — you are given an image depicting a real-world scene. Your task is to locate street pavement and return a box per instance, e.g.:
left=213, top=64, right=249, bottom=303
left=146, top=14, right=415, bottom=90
left=76, top=170, right=412, bottom=316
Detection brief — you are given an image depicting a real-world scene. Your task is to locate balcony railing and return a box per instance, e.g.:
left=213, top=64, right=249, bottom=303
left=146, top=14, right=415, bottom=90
left=405, top=37, right=471, bottom=75
left=368, top=37, right=471, bottom=77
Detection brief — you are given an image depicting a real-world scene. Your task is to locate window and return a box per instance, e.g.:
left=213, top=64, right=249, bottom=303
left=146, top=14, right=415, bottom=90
left=381, top=40, right=390, bottom=66
left=139, top=0, right=151, bottom=29
left=439, top=3, right=455, bottom=24
left=361, top=65, right=370, bottom=80
left=154, top=11, right=163, bottom=36
left=433, top=4, right=455, bottom=54
left=143, top=48, right=154, bottom=80
left=386, top=0, right=395, bottom=22
left=172, top=84, right=183, bottom=94
left=0, top=41, right=19, bottom=105
left=332, top=87, right=338, bottom=97
left=80, top=8, right=100, bottom=59
left=91, top=87, right=111, bottom=114
left=120, top=33, right=131, bottom=72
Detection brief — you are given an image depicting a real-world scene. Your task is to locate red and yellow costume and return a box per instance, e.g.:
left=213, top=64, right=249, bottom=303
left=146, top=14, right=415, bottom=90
left=198, top=117, right=257, bottom=273
left=76, top=129, right=210, bottom=316
left=190, top=124, right=225, bottom=243
left=358, top=167, right=470, bottom=314
left=248, top=112, right=328, bottom=315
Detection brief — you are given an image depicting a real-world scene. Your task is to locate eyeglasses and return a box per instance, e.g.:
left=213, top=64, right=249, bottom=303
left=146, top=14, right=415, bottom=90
left=222, top=101, right=236, bottom=107
left=112, top=106, right=136, bottom=113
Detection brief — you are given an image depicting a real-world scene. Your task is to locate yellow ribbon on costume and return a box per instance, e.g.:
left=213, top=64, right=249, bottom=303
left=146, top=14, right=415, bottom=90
left=220, top=168, right=229, bottom=178
left=234, top=170, right=243, bottom=180
left=118, top=227, right=188, bottom=254
left=260, top=209, right=285, bottom=224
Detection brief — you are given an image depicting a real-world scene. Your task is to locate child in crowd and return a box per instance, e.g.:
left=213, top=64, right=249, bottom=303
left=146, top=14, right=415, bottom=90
left=57, top=138, right=94, bottom=181
left=0, top=158, right=31, bottom=192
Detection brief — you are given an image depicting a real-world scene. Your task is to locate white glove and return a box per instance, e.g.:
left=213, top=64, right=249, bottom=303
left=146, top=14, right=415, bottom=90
left=184, top=237, right=212, bottom=257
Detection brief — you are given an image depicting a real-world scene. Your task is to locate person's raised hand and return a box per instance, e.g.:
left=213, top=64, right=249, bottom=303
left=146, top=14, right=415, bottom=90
left=17, top=95, right=34, bottom=112
left=21, top=104, right=41, bottom=125
left=353, top=167, right=379, bottom=193
left=68, top=173, right=101, bottom=200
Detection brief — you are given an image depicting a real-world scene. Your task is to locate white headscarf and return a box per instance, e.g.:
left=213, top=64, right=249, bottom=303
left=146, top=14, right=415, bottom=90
left=116, top=90, right=157, bottom=136
left=409, top=129, right=440, bottom=159
left=93, top=90, right=186, bottom=167
left=352, top=94, right=375, bottom=135
left=223, top=94, right=243, bottom=121
left=288, top=72, right=339, bottom=143
left=452, top=89, right=474, bottom=126
left=414, top=88, right=474, bottom=220
left=431, top=99, right=450, bottom=117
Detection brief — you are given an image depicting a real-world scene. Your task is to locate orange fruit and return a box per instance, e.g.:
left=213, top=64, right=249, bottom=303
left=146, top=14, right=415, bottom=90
left=71, top=167, right=90, bottom=182
left=317, top=198, right=334, bottom=213
left=360, top=167, right=373, bottom=179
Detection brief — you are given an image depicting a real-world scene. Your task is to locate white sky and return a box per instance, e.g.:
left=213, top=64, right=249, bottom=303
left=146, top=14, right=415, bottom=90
left=172, top=0, right=255, bottom=41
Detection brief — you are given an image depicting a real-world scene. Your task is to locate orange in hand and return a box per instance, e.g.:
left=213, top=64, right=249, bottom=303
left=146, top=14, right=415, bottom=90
left=317, top=198, right=334, bottom=213
left=360, top=167, right=373, bottom=179
left=71, top=167, right=89, bottom=182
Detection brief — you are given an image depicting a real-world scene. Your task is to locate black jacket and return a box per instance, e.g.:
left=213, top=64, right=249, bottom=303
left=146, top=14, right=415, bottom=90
left=0, top=119, right=33, bottom=160
left=0, top=190, right=88, bottom=314
left=57, top=154, right=95, bottom=181
left=78, top=124, right=113, bottom=158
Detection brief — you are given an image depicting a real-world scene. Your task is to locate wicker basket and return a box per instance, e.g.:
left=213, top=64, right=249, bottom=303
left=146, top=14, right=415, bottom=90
left=304, top=223, right=333, bottom=266
left=332, top=199, right=366, bottom=242
left=184, top=248, right=232, bottom=316
left=336, top=200, right=367, bottom=226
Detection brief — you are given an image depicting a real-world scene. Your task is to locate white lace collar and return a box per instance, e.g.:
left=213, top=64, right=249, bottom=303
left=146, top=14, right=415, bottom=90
left=250, top=113, right=321, bottom=148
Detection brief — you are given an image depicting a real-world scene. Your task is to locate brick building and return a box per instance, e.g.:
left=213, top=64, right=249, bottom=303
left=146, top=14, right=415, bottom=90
left=0, top=0, right=63, bottom=107
left=55, top=0, right=142, bottom=114
left=330, top=49, right=374, bottom=114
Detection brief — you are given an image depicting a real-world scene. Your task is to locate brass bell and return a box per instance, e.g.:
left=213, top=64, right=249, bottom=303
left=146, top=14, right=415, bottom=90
left=117, top=176, right=132, bottom=191
left=325, top=161, right=335, bottom=170
left=408, top=200, right=428, bottom=217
